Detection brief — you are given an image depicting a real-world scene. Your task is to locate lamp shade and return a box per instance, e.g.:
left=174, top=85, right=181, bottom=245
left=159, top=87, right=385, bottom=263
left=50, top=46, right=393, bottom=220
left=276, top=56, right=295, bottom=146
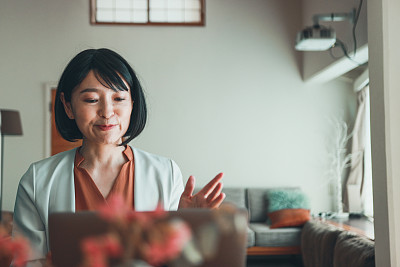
left=0, top=109, right=23, bottom=135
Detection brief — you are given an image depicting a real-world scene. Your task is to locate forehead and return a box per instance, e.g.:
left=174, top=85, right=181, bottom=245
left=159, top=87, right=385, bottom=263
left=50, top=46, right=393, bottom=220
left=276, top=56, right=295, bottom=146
left=75, top=70, right=130, bottom=93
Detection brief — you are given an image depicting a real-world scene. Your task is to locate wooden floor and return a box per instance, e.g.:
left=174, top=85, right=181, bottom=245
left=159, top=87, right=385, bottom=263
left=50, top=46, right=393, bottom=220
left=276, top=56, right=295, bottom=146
left=247, top=255, right=303, bottom=267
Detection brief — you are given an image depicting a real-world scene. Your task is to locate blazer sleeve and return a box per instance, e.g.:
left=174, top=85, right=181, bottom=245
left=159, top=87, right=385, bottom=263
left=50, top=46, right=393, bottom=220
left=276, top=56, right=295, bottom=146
left=169, top=160, right=184, bottom=210
left=13, top=164, right=47, bottom=264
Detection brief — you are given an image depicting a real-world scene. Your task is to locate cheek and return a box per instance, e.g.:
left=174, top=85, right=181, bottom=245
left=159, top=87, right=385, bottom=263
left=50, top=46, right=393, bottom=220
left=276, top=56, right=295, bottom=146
left=122, top=111, right=132, bottom=125
left=121, top=105, right=133, bottom=119
left=72, top=106, right=94, bottom=124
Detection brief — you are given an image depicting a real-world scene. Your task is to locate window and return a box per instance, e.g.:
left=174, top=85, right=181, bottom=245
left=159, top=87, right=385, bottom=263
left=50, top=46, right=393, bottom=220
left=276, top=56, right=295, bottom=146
left=363, top=86, right=373, bottom=217
left=90, top=0, right=205, bottom=26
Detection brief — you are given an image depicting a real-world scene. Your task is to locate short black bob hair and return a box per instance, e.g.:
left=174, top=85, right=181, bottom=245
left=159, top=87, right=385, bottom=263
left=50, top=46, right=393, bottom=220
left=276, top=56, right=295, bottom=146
left=54, top=48, right=147, bottom=146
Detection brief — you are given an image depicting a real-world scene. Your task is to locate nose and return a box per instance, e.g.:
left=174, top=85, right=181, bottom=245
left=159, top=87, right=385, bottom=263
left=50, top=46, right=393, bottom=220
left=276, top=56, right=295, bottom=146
left=99, top=99, right=114, bottom=119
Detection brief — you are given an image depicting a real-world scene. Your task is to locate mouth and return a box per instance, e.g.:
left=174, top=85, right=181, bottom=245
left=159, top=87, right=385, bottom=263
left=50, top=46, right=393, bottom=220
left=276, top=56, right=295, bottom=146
left=96, top=124, right=117, bottom=131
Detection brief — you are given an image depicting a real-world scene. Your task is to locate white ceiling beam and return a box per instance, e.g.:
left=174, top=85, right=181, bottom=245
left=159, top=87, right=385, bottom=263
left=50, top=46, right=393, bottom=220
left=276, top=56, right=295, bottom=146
left=305, top=44, right=369, bottom=84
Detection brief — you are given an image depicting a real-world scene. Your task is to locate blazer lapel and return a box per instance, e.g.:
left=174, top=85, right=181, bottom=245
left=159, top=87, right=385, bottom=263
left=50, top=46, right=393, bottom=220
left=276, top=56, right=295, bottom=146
left=132, top=147, right=161, bottom=211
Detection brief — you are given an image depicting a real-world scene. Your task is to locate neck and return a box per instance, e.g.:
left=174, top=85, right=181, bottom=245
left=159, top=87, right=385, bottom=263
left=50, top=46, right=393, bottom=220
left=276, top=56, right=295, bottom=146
left=79, top=140, right=126, bottom=166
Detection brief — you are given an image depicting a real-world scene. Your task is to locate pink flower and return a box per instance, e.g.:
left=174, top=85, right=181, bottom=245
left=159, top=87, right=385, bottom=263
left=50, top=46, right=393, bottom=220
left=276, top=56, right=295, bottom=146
left=166, top=222, right=192, bottom=253
left=148, top=203, right=167, bottom=219
left=145, top=222, right=191, bottom=266
left=0, top=234, right=31, bottom=267
left=102, top=235, right=122, bottom=258
left=81, top=235, right=122, bottom=267
left=126, top=204, right=167, bottom=226
left=81, top=195, right=192, bottom=267
left=126, top=211, right=152, bottom=225
left=98, top=195, right=131, bottom=223
left=9, top=237, right=30, bottom=267
left=81, top=239, right=105, bottom=267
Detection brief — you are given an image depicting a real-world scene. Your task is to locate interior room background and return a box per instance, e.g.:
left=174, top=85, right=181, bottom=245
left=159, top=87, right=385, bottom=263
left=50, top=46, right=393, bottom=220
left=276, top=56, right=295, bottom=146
left=0, top=0, right=367, bottom=214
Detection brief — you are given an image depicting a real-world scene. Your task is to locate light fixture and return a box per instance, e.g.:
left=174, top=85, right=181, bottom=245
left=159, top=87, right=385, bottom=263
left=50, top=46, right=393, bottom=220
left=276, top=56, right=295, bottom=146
left=295, top=10, right=355, bottom=51
left=0, top=109, right=23, bottom=221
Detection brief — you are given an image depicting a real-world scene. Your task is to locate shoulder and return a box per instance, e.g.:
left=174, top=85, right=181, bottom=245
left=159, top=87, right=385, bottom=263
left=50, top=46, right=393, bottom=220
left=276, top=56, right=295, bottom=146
left=29, top=148, right=76, bottom=173
left=20, top=148, right=77, bottom=185
left=131, top=146, right=173, bottom=165
left=130, top=146, right=182, bottom=174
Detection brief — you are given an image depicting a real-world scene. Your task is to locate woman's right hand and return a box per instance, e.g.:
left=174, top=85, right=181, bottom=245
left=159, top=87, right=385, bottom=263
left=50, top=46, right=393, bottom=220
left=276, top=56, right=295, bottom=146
left=178, top=173, right=226, bottom=209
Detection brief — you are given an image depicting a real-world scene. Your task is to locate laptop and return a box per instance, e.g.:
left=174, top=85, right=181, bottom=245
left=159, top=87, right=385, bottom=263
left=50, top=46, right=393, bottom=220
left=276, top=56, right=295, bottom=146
left=49, top=209, right=247, bottom=267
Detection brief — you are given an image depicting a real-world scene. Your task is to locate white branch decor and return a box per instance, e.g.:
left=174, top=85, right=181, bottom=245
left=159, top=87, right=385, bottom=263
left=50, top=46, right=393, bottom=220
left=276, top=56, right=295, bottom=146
left=326, top=117, right=357, bottom=217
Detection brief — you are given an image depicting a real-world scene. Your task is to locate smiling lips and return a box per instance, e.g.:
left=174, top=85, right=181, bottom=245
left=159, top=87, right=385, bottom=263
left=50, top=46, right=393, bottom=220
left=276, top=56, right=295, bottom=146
left=96, top=124, right=117, bottom=131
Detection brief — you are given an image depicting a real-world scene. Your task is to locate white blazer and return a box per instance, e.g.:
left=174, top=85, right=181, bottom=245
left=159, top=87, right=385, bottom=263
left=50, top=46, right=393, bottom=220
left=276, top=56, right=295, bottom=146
left=12, top=146, right=184, bottom=263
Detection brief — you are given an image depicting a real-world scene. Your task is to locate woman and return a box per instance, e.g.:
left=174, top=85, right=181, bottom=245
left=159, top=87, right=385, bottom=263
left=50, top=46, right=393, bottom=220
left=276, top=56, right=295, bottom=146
left=13, top=48, right=225, bottom=266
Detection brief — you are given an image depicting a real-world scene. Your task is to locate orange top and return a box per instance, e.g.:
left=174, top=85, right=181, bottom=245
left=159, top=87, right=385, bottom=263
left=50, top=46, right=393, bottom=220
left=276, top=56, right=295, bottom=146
left=74, top=146, right=135, bottom=211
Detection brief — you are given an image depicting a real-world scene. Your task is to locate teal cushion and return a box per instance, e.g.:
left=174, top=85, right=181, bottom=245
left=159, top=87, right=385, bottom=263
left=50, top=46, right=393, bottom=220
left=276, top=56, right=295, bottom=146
left=267, top=189, right=310, bottom=213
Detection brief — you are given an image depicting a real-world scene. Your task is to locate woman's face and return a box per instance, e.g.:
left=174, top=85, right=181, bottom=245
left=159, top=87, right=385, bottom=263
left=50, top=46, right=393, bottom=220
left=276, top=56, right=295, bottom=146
left=62, top=70, right=133, bottom=146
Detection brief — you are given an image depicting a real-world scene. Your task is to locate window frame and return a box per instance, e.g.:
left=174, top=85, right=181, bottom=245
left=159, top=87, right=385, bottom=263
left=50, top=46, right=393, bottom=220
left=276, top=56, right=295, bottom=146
left=90, top=0, right=205, bottom=26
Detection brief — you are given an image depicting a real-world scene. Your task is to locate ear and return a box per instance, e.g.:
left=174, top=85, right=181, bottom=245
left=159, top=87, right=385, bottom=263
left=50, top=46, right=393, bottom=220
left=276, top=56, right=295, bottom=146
left=60, top=93, right=74, bottom=119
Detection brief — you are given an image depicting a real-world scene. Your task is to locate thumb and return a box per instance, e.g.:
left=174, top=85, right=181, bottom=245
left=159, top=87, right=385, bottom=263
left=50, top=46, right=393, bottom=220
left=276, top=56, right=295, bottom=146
left=182, top=176, right=195, bottom=197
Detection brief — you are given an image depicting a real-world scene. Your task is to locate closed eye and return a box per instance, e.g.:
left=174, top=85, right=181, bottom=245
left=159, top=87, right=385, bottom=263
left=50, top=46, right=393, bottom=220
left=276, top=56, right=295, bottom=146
left=84, top=99, right=98, bottom=103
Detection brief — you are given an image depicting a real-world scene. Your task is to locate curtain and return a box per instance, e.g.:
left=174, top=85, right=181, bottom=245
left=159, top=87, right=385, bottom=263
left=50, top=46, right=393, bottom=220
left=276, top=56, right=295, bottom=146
left=344, top=86, right=371, bottom=213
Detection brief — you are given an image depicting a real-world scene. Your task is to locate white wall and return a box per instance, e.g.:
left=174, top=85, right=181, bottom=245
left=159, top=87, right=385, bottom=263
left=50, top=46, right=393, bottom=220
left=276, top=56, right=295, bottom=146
left=0, top=0, right=357, bottom=213
left=301, top=0, right=368, bottom=80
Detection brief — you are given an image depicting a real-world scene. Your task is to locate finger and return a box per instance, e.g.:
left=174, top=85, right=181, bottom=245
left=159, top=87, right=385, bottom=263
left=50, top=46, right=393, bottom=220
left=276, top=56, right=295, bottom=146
left=181, top=176, right=195, bottom=197
left=198, top=172, right=224, bottom=196
left=209, top=192, right=226, bottom=209
left=206, top=182, right=223, bottom=203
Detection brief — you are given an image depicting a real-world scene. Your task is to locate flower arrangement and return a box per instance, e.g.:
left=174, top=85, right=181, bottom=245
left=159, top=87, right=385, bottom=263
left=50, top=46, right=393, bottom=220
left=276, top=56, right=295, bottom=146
left=79, top=196, right=192, bottom=267
left=0, top=200, right=246, bottom=267
left=78, top=197, right=248, bottom=267
left=0, top=221, right=30, bottom=267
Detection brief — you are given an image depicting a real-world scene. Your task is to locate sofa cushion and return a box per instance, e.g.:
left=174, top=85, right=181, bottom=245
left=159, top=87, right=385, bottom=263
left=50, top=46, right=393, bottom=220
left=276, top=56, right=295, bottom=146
left=247, top=227, right=256, bottom=248
left=222, top=188, right=247, bottom=210
left=333, top=232, right=375, bottom=267
left=247, top=189, right=269, bottom=222
left=249, top=223, right=302, bottom=247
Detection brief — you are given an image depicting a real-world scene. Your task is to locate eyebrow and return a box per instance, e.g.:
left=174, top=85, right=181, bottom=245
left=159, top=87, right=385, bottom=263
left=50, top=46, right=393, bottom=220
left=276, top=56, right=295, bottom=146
left=79, top=88, right=129, bottom=94
left=79, top=88, right=99, bottom=94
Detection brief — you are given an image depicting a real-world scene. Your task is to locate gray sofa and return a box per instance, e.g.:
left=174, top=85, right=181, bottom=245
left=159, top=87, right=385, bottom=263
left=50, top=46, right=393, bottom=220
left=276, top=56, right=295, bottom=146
left=222, top=187, right=304, bottom=255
